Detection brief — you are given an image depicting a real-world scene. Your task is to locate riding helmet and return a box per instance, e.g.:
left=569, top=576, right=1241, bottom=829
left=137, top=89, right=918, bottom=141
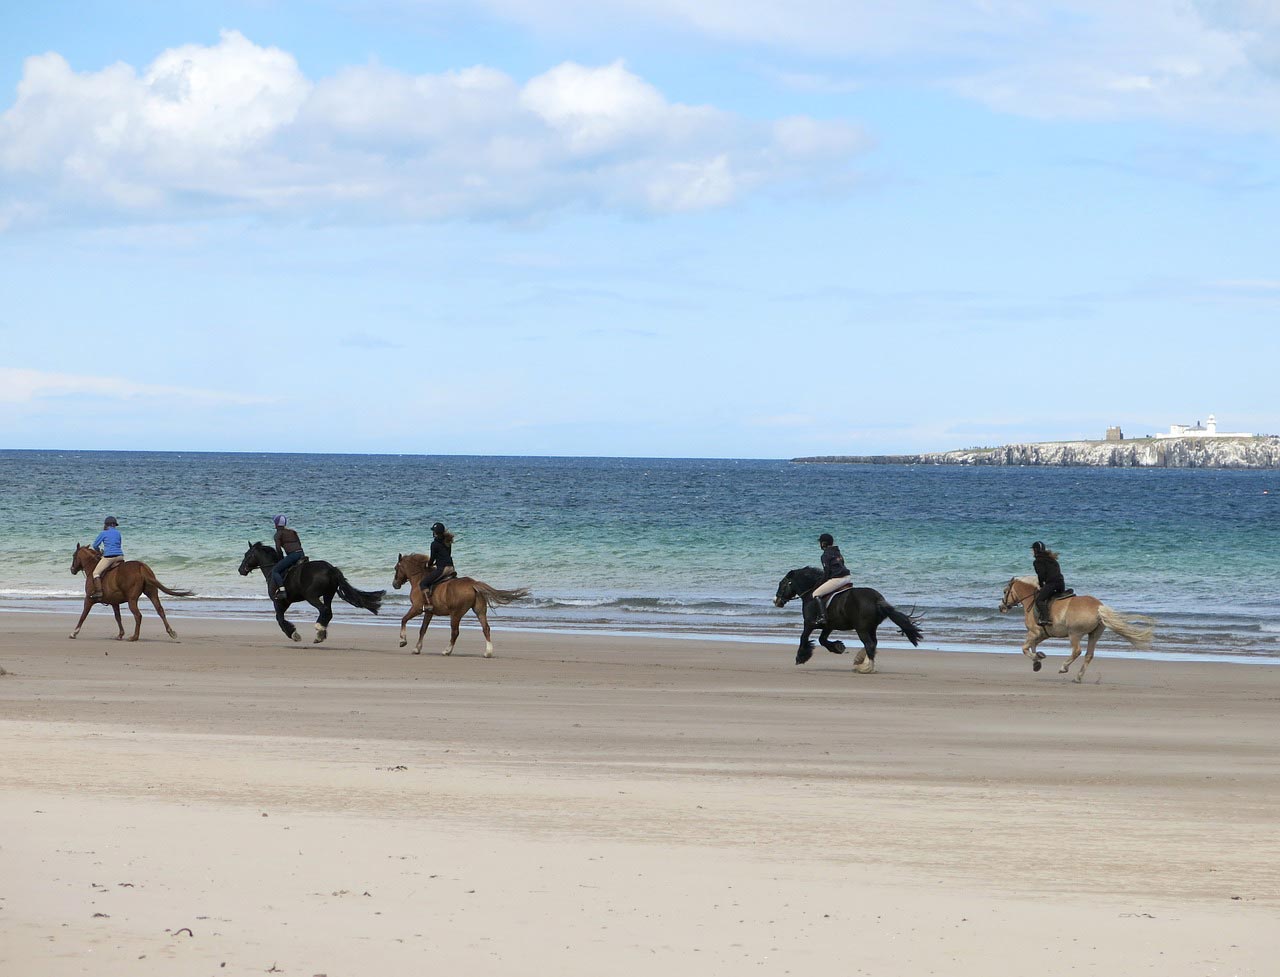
left=431, top=522, right=446, bottom=534
left=1031, top=540, right=1045, bottom=553
left=273, top=514, right=288, bottom=528
left=103, top=516, right=118, bottom=528
left=818, top=533, right=834, bottom=546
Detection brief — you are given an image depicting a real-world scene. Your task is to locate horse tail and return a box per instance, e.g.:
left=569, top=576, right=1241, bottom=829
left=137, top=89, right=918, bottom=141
left=142, top=567, right=195, bottom=597
left=335, top=571, right=385, bottom=615
left=878, top=599, right=923, bottom=647
left=470, top=581, right=530, bottom=606
left=1098, top=605, right=1155, bottom=649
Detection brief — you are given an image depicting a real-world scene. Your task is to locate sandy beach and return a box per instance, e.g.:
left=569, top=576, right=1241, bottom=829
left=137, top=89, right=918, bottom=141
left=1, top=610, right=1277, bottom=976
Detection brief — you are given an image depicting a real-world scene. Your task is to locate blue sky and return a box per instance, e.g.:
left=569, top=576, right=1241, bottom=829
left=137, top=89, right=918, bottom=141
left=1, top=1, right=1277, bottom=456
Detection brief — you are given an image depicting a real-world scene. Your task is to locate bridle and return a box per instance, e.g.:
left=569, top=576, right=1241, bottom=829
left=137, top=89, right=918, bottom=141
left=999, top=578, right=1034, bottom=613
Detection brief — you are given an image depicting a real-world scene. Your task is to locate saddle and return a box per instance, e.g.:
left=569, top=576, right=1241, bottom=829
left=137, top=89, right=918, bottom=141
left=283, top=557, right=309, bottom=588
left=423, top=567, right=458, bottom=594
left=1050, top=589, right=1075, bottom=601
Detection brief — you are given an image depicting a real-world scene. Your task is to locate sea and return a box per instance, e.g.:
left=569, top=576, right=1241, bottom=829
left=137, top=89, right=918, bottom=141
left=2, top=450, right=1278, bottom=663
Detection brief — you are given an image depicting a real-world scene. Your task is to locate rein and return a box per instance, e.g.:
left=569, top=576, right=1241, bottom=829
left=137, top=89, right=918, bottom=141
left=1001, top=582, right=1035, bottom=612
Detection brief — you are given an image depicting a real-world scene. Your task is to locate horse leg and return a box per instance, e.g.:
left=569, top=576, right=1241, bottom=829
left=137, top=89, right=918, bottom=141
left=144, top=584, right=178, bottom=640
left=1077, top=623, right=1104, bottom=683
left=276, top=600, right=301, bottom=642
left=308, top=597, right=328, bottom=644
left=69, top=598, right=93, bottom=639
left=854, top=628, right=877, bottom=673
left=474, top=602, right=494, bottom=658
left=126, top=596, right=142, bottom=641
left=796, top=625, right=815, bottom=665
left=414, top=612, right=433, bottom=655
left=1022, top=621, right=1047, bottom=671
left=399, top=602, right=423, bottom=649
left=1059, top=630, right=1084, bottom=676
left=444, top=611, right=463, bottom=656
left=111, top=603, right=125, bottom=640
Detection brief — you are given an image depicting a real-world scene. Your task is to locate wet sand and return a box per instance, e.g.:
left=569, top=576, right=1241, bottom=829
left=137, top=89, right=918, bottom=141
left=1, top=610, right=1277, bottom=976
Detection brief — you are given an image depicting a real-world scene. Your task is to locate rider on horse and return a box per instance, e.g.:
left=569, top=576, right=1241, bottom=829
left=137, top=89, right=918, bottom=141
left=418, top=521, right=457, bottom=611
left=271, top=515, right=306, bottom=600
left=89, top=515, right=124, bottom=602
left=810, top=532, right=852, bottom=627
left=1031, top=540, right=1066, bottom=626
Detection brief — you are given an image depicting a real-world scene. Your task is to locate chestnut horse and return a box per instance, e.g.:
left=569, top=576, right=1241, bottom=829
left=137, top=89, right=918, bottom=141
left=69, top=544, right=194, bottom=641
left=392, top=553, right=529, bottom=657
left=999, top=575, right=1155, bottom=681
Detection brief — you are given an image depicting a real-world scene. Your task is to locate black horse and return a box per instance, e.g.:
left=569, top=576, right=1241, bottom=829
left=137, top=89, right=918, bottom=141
left=773, top=567, right=923, bottom=671
left=238, top=542, right=385, bottom=643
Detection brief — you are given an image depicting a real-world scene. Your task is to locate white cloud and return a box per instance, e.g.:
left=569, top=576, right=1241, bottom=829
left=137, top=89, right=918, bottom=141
left=0, top=31, right=865, bottom=228
left=0, top=367, right=270, bottom=406
left=450, top=0, right=1280, bottom=126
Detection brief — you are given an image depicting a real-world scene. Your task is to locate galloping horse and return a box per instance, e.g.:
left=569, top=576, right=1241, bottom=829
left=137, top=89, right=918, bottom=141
left=392, top=553, right=529, bottom=657
left=999, top=576, right=1154, bottom=681
left=238, top=542, right=384, bottom=643
left=774, top=567, right=923, bottom=673
left=69, top=544, right=194, bottom=641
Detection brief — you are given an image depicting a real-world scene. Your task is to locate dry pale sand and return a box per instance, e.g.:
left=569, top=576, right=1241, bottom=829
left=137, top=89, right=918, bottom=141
left=1, top=609, right=1278, bottom=977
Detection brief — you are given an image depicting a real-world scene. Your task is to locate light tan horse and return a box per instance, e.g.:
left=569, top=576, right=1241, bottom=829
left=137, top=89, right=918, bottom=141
left=392, top=553, right=529, bottom=657
left=999, top=575, right=1154, bottom=681
left=69, top=544, right=194, bottom=642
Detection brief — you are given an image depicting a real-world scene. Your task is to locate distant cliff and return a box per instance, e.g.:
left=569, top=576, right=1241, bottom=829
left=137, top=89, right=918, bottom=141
left=794, top=436, right=1280, bottom=469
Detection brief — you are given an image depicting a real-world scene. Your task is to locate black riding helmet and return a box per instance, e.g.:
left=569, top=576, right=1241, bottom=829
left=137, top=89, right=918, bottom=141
left=103, top=516, right=119, bottom=528
left=431, top=522, right=446, bottom=535
left=818, top=533, right=834, bottom=546
left=1031, top=540, right=1045, bottom=553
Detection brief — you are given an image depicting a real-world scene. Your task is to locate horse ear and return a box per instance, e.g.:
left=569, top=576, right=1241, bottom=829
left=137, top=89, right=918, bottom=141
left=398, top=553, right=402, bottom=560
left=249, top=540, right=253, bottom=547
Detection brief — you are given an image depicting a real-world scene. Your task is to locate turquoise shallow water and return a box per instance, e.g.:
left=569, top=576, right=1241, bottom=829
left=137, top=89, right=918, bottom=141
left=2, top=450, right=1277, bottom=659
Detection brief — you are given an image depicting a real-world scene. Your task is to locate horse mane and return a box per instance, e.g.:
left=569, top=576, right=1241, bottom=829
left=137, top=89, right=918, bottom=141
left=1015, top=574, right=1038, bottom=587
left=400, top=552, right=430, bottom=571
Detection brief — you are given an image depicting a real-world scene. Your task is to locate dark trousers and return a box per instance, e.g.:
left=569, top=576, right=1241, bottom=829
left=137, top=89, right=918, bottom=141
left=419, top=565, right=455, bottom=594
left=271, top=551, right=305, bottom=590
left=1035, top=582, right=1065, bottom=622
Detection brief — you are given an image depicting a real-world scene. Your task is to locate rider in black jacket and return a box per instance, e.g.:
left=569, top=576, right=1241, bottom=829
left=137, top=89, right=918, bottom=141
left=1031, top=540, right=1066, bottom=626
left=419, top=522, right=457, bottom=611
left=810, top=533, right=852, bottom=627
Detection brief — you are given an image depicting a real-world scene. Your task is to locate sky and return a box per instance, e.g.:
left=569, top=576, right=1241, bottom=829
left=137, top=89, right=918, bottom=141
left=1, top=0, right=1277, bottom=457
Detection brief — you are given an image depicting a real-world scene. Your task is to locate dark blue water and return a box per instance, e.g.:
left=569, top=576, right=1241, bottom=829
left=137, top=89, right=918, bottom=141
left=2, top=451, right=1277, bottom=658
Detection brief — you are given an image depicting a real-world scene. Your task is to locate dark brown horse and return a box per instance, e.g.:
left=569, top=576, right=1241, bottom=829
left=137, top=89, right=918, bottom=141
left=392, top=553, right=529, bottom=657
left=69, top=544, right=194, bottom=641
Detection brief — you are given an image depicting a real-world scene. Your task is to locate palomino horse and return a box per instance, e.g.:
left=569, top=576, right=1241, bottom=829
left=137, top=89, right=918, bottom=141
left=999, top=575, right=1154, bottom=681
left=774, top=566, right=923, bottom=672
left=238, top=542, right=384, bottom=643
left=392, top=553, right=529, bottom=657
left=69, top=544, right=194, bottom=641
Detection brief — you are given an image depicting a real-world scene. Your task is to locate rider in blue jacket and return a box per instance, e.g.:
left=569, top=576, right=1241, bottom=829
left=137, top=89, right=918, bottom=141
left=89, top=516, right=124, bottom=601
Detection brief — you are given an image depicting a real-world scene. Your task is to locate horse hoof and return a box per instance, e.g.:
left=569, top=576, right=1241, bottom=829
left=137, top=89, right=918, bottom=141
left=1033, top=659, right=1042, bottom=671
left=484, top=652, right=493, bottom=659
left=441, top=649, right=452, bottom=656
left=1072, top=675, right=1083, bottom=684
left=399, top=639, right=407, bottom=648
left=831, top=641, right=846, bottom=654
left=68, top=634, right=77, bottom=640
left=855, top=661, right=875, bottom=674
left=167, top=630, right=177, bottom=639
left=1035, top=651, right=1046, bottom=660
left=1059, top=666, right=1069, bottom=674
left=412, top=648, right=421, bottom=655
left=291, top=632, right=302, bottom=643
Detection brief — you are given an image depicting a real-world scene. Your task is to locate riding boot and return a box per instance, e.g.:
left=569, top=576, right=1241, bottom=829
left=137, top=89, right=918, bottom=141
left=813, top=597, right=828, bottom=628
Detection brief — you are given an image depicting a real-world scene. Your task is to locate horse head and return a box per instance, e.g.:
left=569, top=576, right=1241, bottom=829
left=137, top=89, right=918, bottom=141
left=999, top=576, right=1033, bottom=613
left=774, top=567, right=821, bottom=607
left=70, top=543, right=87, bottom=575
left=238, top=542, right=270, bottom=577
left=393, top=554, right=407, bottom=590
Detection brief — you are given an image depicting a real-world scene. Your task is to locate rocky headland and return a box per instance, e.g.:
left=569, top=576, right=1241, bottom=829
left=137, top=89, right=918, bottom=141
left=794, top=436, right=1280, bottom=469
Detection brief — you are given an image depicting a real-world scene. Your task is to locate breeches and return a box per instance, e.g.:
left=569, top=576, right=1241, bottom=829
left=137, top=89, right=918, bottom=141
left=813, top=576, right=852, bottom=600
left=92, top=555, right=123, bottom=580
left=1035, top=583, right=1064, bottom=619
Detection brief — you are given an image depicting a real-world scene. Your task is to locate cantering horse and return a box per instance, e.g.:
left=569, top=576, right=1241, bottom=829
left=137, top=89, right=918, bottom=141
left=774, top=567, right=923, bottom=673
left=392, top=553, right=529, bottom=657
left=999, top=575, right=1155, bottom=681
left=69, top=544, right=194, bottom=641
left=239, top=542, right=384, bottom=643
